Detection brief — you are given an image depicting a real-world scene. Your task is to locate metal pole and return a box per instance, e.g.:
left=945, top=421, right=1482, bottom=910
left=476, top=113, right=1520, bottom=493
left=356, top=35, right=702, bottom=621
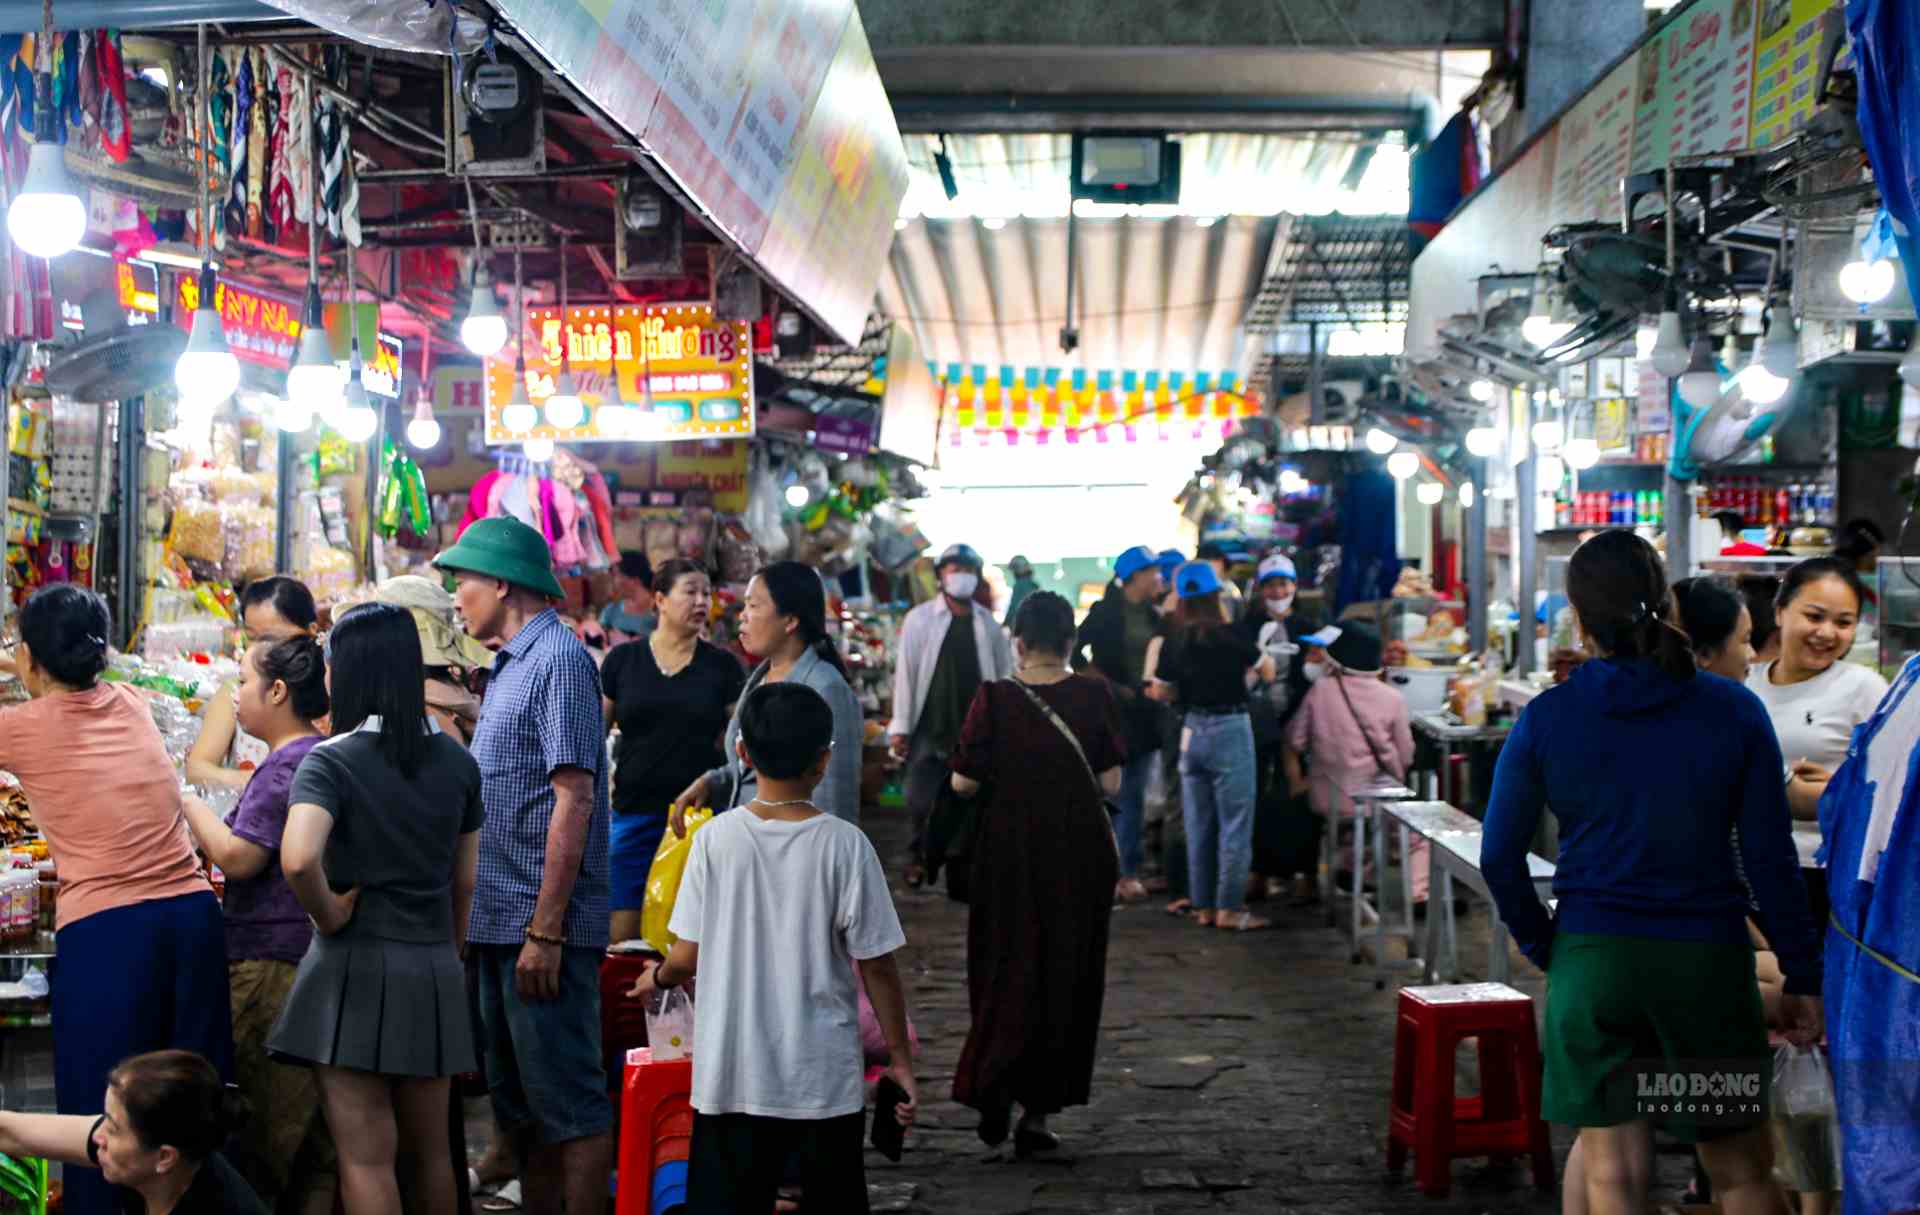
left=275, top=432, right=297, bottom=573
left=1514, top=411, right=1539, bottom=678
left=1466, top=456, right=1489, bottom=653
left=115, top=395, right=144, bottom=648
left=1307, top=321, right=1324, bottom=425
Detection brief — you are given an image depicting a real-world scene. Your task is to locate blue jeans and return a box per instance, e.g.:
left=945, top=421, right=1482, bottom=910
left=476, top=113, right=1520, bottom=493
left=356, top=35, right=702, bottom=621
left=1114, top=749, right=1157, bottom=879
left=1180, top=713, right=1257, bottom=914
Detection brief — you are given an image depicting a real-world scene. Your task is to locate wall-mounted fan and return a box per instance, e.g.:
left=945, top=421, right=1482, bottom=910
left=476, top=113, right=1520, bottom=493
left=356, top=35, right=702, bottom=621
left=1667, top=373, right=1796, bottom=480
left=45, top=289, right=186, bottom=402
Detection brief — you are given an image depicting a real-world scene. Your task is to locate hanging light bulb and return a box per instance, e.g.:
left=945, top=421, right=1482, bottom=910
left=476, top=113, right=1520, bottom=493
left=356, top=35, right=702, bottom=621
left=1760, top=310, right=1799, bottom=380
left=1838, top=258, right=1896, bottom=305
left=405, top=397, right=441, bottom=450
left=6, top=7, right=85, bottom=262
left=335, top=355, right=379, bottom=442
left=1635, top=325, right=1658, bottom=360
left=1537, top=454, right=1566, bottom=490
left=1737, top=343, right=1789, bottom=406
left=460, top=262, right=508, bottom=357
left=597, top=370, right=636, bottom=438
left=176, top=272, right=241, bottom=408
left=1458, top=482, right=1476, bottom=508
left=544, top=368, right=585, bottom=430
left=1676, top=336, right=1724, bottom=409
left=1386, top=450, right=1420, bottom=480
left=1521, top=265, right=1559, bottom=348
left=1899, top=329, right=1920, bottom=390
left=524, top=437, right=555, bottom=462
left=1463, top=427, right=1500, bottom=458
left=1563, top=437, right=1601, bottom=470
left=1650, top=309, right=1689, bottom=377
left=502, top=356, right=538, bottom=433
left=286, top=287, right=340, bottom=426
left=1531, top=418, right=1564, bottom=451
left=274, top=396, right=314, bottom=433
left=1468, top=379, right=1493, bottom=402
left=1415, top=481, right=1445, bottom=506
left=1364, top=427, right=1398, bottom=454
left=785, top=483, right=812, bottom=509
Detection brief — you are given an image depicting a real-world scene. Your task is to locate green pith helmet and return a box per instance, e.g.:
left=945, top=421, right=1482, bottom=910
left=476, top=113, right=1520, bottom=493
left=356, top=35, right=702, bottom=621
left=431, top=516, right=565, bottom=600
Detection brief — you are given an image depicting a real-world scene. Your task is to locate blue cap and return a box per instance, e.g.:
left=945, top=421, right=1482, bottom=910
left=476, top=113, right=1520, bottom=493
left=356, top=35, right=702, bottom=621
left=1299, top=625, right=1343, bottom=648
left=1114, top=545, right=1158, bottom=583
left=1155, top=548, right=1187, bottom=575
left=1174, top=560, right=1223, bottom=598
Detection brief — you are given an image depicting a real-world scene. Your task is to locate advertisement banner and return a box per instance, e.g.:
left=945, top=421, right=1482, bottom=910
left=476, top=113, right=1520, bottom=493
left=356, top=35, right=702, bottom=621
left=1550, top=52, right=1642, bottom=225
left=483, top=303, right=755, bottom=444
left=172, top=275, right=302, bottom=369
left=1749, top=0, right=1842, bottom=150
left=1631, top=0, right=1759, bottom=175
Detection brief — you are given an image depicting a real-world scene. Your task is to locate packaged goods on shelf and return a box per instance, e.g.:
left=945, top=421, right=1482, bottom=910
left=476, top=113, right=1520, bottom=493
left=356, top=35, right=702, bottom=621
left=167, top=497, right=226, bottom=565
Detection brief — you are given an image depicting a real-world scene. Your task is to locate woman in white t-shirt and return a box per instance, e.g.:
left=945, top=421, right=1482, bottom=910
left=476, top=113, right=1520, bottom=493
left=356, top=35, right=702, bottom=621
left=1745, top=559, right=1889, bottom=821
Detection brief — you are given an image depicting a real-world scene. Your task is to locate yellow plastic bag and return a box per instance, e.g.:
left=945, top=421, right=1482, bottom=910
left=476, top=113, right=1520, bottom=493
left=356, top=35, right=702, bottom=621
left=641, top=808, right=713, bottom=954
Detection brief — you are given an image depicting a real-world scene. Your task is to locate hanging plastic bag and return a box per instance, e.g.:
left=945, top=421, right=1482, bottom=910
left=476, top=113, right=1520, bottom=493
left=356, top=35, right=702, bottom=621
left=640, top=806, right=713, bottom=955
left=1770, top=1044, right=1843, bottom=1193
left=645, top=985, right=695, bottom=1063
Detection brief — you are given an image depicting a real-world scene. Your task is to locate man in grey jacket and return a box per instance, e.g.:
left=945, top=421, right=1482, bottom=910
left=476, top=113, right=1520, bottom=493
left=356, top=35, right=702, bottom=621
left=889, top=543, right=1015, bottom=884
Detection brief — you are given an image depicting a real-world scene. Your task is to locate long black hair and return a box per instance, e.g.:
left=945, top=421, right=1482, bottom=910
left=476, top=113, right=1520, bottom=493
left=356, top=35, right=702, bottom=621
left=1738, top=574, right=1781, bottom=655
left=324, top=603, right=430, bottom=777
left=238, top=576, right=317, bottom=632
left=1566, top=529, right=1695, bottom=681
left=18, top=585, right=110, bottom=689
left=756, top=561, right=849, bottom=679
left=1671, top=576, right=1744, bottom=660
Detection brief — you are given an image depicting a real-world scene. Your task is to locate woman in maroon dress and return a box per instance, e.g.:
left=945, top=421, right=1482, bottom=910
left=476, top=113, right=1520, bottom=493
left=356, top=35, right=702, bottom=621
left=949, top=591, right=1125, bottom=1158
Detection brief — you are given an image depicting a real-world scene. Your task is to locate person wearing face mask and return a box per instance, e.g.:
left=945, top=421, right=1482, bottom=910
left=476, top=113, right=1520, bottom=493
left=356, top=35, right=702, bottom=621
left=1746, top=558, right=1888, bottom=826
left=891, top=544, right=1015, bottom=888
left=1237, top=554, right=1312, bottom=901
left=1071, top=545, right=1171, bottom=901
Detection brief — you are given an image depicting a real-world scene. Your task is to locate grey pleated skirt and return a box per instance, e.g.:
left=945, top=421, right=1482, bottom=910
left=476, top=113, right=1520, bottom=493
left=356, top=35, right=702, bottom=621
left=267, top=930, right=475, bottom=1078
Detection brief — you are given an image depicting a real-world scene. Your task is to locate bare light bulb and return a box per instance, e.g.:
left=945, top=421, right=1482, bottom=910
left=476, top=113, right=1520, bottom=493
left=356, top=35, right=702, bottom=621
left=405, top=398, right=441, bottom=450
left=785, top=483, right=812, bottom=508
left=1364, top=427, right=1398, bottom=454
left=460, top=265, right=508, bottom=357
left=1650, top=310, right=1689, bottom=377
left=1737, top=347, right=1789, bottom=406
left=544, top=369, right=585, bottom=429
left=274, top=397, right=314, bottom=433
left=1563, top=437, right=1601, bottom=470
left=1760, top=312, right=1799, bottom=380
left=335, top=377, right=379, bottom=442
left=1463, top=427, right=1500, bottom=458
left=502, top=359, right=538, bottom=433
left=1386, top=450, right=1420, bottom=480
left=1415, top=481, right=1445, bottom=506
left=1531, top=419, right=1564, bottom=450
left=6, top=143, right=86, bottom=260
left=286, top=327, right=343, bottom=419
left=1458, top=482, right=1476, bottom=508
left=1468, top=379, right=1493, bottom=402
left=524, top=438, right=555, bottom=462
left=1838, top=258, right=1896, bottom=305
left=175, top=306, right=242, bottom=408
left=1677, top=337, right=1724, bottom=409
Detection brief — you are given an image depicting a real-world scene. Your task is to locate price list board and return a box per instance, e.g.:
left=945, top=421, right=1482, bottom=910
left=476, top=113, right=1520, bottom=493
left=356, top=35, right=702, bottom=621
left=1630, top=0, right=1759, bottom=175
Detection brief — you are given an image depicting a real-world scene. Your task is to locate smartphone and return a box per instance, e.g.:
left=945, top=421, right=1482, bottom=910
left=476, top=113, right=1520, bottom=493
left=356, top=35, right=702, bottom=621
left=870, top=1076, right=907, bottom=1162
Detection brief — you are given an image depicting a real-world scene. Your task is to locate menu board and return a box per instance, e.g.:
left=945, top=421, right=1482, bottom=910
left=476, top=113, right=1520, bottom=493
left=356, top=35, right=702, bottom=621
left=1750, top=0, right=1841, bottom=149
left=754, top=6, right=910, bottom=347
left=1630, top=0, right=1758, bottom=175
left=1550, top=52, right=1642, bottom=225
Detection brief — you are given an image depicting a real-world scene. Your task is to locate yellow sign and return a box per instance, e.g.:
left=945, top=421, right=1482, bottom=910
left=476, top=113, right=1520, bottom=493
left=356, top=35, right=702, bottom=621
left=484, top=302, right=756, bottom=445
left=1749, top=0, right=1840, bottom=150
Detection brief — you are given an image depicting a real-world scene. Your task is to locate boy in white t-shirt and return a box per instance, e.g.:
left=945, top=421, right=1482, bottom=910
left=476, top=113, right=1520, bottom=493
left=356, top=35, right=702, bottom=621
left=631, top=681, right=916, bottom=1214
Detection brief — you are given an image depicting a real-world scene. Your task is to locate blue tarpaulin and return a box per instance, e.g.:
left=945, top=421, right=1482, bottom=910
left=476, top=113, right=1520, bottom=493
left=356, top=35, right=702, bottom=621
left=1816, top=653, right=1920, bottom=1215
left=1847, top=0, right=1920, bottom=298
left=1334, top=469, right=1401, bottom=613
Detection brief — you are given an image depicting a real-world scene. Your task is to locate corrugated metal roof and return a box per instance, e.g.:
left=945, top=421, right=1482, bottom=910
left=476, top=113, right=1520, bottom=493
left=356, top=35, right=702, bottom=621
left=879, top=212, right=1277, bottom=383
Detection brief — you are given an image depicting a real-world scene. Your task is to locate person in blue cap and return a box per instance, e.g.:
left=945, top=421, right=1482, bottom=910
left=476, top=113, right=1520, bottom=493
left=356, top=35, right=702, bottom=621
left=1194, top=542, right=1247, bottom=622
left=1070, top=545, right=1168, bottom=901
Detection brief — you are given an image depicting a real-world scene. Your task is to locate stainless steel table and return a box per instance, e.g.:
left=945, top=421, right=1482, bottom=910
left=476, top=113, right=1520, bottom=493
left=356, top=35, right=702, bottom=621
left=1323, top=777, right=1417, bottom=985
left=1387, top=802, right=1555, bottom=984
left=1411, top=712, right=1512, bottom=807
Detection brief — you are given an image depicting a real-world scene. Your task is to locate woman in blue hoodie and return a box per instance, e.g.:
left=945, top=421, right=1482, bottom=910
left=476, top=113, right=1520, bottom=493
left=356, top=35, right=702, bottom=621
left=1482, top=530, right=1823, bottom=1215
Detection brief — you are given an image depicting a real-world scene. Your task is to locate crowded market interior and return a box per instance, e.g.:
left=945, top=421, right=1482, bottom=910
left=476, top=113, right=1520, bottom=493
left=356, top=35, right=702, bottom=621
left=0, top=0, right=1915, bottom=1212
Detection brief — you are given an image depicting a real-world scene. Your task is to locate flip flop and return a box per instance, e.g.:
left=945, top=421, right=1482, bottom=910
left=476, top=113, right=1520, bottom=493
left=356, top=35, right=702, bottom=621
left=479, top=1180, right=522, bottom=1212
left=1215, top=910, right=1273, bottom=932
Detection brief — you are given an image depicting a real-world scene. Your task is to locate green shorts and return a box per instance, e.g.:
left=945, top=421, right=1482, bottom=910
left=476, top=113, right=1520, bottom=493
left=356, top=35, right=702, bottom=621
left=1543, top=933, right=1769, bottom=1143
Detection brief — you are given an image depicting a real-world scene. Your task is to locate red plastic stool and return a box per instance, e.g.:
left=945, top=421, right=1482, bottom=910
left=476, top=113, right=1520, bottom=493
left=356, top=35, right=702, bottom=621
left=615, top=1049, right=695, bottom=1215
left=1387, top=982, right=1553, bottom=1198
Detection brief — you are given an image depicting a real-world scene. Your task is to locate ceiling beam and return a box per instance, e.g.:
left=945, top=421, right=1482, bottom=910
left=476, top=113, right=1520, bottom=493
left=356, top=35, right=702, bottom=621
left=889, top=92, right=1422, bottom=135
left=861, top=0, right=1504, bottom=51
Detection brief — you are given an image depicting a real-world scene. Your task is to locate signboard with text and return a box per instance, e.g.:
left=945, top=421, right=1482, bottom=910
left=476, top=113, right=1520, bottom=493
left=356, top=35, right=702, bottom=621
left=172, top=275, right=302, bottom=369
left=1630, top=0, right=1757, bottom=175
left=483, top=303, right=755, bottom=444
left=1749, top=0, right=1841, bottom=149
left=1550, top=52, right=1641, bottom=225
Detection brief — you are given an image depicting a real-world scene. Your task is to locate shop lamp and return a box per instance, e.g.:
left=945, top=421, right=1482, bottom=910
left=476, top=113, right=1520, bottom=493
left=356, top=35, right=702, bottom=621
left=543, top=238, right=585, bottom=429
left=274, top=396, right=314, bottom=434
left=501, top=357, right=538, bottom=433
left=1676, top=336, right=1724, bottom=409
left=524, top=437, right=555, bottom=462
left=1463, top=427, right=1500, bottom=458
left=1530, top=418, right=1564, bottom=451
left=1364, top=427, right=1398, bottom=454
left=335, top=371, right=379, bottom=443
left=6, top=4, right=85, bottom=263
left=1899, top=329, right=1920, bottom=390
left=1563, top=437, right=1600, bottom=470
left=1635, top=325, right=1658, bottom=360
left=1759, top=309, right=1799, bottom=381
left=1415, top=481, right=1445, bottom=506
left=1838, top=258, right=1896, bottom=305
left=286, top=291, right=341, bottom=426
left=785, top=483, right=813, bottom=509
left=460, top=263, right=508, bottom=357
left=1650, top=308, right=1689, bottom=378
left=1468, top=379, right=1493, bottom=402
left=176, top=270, right=241, bottom=408
left=405, top=397, right=441, bottom=450
left=1386, top=450, right=1419, bottom=480
left=1458, top=482, right=1476, bottom=508
left=1737, top=341, right=1789, bottom=406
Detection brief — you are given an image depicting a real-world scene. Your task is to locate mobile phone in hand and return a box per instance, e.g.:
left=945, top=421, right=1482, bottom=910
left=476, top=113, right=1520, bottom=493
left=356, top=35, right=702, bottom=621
left=870, top=1076, right=908, bottom=1161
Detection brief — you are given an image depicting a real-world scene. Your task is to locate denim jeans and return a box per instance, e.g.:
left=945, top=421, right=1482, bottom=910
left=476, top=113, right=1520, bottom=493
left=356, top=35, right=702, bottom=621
left=1114, top=749, right=1158, bottom=878
left=1181, top=712, right=1258, bottom=913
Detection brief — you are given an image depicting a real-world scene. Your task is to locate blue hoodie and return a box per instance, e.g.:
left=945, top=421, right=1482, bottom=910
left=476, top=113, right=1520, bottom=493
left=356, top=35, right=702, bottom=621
left=1481, top=657, right=1822, bottom=994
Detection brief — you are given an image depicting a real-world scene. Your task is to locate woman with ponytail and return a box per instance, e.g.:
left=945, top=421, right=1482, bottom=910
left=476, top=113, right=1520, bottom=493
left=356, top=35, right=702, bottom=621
left=671, top=561, right=864, bottom=828
left=0, top=1049, right=266, bottom=1213
left=1482, top=529, right=1823, bottom=1214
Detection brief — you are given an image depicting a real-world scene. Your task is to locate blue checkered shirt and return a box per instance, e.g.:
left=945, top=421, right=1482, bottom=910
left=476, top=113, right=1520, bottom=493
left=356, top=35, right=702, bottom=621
left=468, top=608, right=611, bottom=948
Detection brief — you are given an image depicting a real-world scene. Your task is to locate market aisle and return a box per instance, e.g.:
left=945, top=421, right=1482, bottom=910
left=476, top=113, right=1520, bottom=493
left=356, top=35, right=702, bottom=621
left=864, top=806, right=1692, bottom=1215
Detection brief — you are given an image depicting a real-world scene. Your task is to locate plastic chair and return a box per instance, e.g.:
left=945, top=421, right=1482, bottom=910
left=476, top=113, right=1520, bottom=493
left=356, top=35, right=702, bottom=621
left=615, top=1050, right=695, bottom=1215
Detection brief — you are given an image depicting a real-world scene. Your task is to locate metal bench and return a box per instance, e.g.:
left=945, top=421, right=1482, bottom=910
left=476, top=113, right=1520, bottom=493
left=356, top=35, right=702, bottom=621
left=1386, top=802, right=1555, bottom=985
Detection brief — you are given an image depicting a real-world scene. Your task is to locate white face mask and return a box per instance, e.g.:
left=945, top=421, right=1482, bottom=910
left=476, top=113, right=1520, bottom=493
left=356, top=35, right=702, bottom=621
left=1265, top=592, right=1296, bottom=616
left=1303, top=661, right=1326, bottom=683
left=943, top=572, right=980, bottom=600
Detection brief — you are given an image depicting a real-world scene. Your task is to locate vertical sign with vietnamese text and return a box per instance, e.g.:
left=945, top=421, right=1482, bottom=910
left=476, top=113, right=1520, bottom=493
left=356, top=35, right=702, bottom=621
left=1749, top=0, right=1840, bottom=150
left=1631, top=0, right=1759, bottom=175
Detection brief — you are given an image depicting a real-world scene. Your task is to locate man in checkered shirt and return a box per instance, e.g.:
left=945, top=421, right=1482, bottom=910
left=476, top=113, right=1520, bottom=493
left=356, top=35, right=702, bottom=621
left=436, top=517, right=612, bottom=1215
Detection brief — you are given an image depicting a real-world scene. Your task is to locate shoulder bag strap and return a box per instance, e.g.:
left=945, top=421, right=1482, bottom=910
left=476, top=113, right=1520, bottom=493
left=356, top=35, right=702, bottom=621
left=1009, top=679, right=1104, bottom=804
left=1332, top=672, right=1402, bottom=781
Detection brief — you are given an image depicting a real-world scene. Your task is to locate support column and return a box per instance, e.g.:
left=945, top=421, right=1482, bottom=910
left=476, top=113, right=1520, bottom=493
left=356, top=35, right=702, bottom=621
left=1466, top=456, right=1489, bottom=653
left=1514, top=441, right=1538, bottom=678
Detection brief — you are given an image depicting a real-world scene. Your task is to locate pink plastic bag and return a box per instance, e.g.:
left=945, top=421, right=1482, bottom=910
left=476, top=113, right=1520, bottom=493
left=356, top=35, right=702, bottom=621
left=853, top=960, right=919, bottom=1082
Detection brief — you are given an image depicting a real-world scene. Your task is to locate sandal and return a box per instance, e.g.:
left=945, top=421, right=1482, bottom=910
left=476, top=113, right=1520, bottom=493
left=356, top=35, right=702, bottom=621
left=479, top=1180, right=523, bottom=1212
left=1215, top=911, right=1273, bottom=932
left=1190, top=910, right=1215, bottom=927
left=1162, top=898, right=1193, bottom=917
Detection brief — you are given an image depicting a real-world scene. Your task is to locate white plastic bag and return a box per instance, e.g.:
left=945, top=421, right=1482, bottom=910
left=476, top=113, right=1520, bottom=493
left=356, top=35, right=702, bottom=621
left=645, top=986, right=695, bottom=1063
left=1770, top=1044, right=1843, bottom=1193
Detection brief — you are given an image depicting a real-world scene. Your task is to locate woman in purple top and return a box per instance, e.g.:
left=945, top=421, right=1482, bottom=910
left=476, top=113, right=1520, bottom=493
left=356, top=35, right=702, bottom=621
left=181, top=636, right=334, bottom=1214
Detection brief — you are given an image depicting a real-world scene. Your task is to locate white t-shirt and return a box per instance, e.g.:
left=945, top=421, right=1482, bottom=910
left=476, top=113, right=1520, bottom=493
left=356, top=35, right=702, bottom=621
left=668, top=807, right=906, bottom=1119
left=1746, top=659, right=1891, bottom=771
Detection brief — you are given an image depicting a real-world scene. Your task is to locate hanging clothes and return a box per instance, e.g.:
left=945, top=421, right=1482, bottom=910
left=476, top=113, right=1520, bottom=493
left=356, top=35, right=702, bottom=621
left=224, top=49, right=252, bottom=239
left=1816, top=652, right=1920, bottom=1215
left=550, top=485, right=587, bottom=566
left=270, top=49, right=313, bottom=225
left=579, top=464, right=620, bottom=560
left=315, top=47, right=360, bottom=246
left=246, top=49, right=270, bottom=240
left=458, top=469, right=504, bottom=537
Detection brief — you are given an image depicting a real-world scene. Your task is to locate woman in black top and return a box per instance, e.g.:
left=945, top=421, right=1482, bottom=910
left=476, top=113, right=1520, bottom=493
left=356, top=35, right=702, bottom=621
left=0, top=1049, right=266, bottom=1214
left=1147, top=562, right=1276, bottom=931
left=601, top=558, right=747, bottom=945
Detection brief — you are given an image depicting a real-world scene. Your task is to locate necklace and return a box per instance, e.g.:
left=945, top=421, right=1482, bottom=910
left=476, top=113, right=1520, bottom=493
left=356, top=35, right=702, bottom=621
left=1019, top=661, right=1067, bottom=673
left=751, top=797, right=813, bottom=809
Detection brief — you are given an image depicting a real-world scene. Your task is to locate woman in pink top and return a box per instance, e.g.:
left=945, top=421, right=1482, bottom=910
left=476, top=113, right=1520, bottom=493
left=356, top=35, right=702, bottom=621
left=0, top=586, right=230, bottom=1215
left=1282, top=624, right=1428, bottom=904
